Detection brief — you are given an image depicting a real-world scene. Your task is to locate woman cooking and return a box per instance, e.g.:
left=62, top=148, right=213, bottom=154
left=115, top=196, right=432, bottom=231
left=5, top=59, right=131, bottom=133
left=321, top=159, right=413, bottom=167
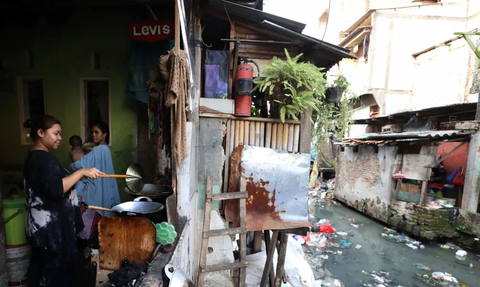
left=70, top=121, right=121, bottom=217
left=23, top=115, right=103, bottom=286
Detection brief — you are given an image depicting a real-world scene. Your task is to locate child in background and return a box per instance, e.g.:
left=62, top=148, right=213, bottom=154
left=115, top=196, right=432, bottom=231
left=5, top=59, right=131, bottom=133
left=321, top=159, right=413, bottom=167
left=69, top=135, right=86, bottom=162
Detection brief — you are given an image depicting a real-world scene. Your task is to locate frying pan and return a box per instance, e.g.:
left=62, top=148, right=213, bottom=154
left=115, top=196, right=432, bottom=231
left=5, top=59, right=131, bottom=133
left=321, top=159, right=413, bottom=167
left=124, top=184, right=174, bottom=200
left=84, top=201, right=164, bottom=216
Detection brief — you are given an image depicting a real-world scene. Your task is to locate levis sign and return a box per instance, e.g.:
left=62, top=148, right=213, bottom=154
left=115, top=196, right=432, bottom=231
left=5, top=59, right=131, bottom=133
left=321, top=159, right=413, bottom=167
left=129, top=20, right=174, bottom=42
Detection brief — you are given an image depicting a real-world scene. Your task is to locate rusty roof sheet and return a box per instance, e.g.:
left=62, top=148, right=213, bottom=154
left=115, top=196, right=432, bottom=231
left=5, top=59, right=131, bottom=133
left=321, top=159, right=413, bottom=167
left=225, top=145, right=311, bottom=231
left=343, top=130, right=471, bottom=145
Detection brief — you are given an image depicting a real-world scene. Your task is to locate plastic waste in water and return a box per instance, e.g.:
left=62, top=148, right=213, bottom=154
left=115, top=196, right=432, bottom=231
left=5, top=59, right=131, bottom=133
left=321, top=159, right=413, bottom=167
left=413, top=263, right=431, bottom=271
left=340, top=240, right=353, bottom=247
left=420, top=245, right=425, bottom=249
left=455, top=250, right=467, bottom=261
left=406, top=243, right=418, bottom=250
left=336, top=232, right=348, bottom=237
left=350, top=223, right=359, bottom=228
left=320, top=254, right=328, bottom=260
left=440, top=244, right=451, bottom=249
left=355, top=244, right=362, bottom=249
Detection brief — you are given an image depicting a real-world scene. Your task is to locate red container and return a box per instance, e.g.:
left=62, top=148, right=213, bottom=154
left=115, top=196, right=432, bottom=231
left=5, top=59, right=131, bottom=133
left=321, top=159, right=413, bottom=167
left=234, top=95, right=252, bottom=116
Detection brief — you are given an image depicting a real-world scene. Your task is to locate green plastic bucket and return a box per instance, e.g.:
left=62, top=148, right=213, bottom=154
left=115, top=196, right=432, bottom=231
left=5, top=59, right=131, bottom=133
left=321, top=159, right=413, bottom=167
left=3, top=195, right=27, bottom=246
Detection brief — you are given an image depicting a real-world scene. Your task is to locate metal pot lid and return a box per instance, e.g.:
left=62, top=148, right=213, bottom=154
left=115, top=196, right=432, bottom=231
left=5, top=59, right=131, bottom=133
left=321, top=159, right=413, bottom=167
left=126, top=163, right=145, bottom=194
left=164, top=264, right=195, bottom=287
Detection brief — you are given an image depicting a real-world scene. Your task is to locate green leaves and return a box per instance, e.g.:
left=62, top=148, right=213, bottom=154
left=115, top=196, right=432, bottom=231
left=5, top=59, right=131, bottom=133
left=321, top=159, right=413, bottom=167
left=253, top=48, right=327, bottom=123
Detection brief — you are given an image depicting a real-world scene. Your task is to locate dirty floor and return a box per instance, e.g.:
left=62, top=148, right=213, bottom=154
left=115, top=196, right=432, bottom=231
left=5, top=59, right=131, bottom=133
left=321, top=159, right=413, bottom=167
left=305, top=202, right=477, bottom=287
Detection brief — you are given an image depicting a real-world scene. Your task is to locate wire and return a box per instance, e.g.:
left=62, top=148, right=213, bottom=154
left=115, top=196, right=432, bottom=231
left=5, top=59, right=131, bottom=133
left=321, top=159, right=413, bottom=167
left=322, top=0, right=331, bottom=41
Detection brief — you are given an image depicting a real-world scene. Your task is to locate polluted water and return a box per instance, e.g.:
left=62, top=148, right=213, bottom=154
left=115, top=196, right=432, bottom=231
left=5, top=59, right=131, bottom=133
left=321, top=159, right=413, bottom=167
left=304, top=202, right=477, bottom=287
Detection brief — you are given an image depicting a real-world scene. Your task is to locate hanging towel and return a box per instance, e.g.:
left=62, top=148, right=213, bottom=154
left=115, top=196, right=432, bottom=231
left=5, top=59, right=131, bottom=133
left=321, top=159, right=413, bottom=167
left=164, top=49, right=188, bottom=168
left=126, top=40, right=174, bottom=103
left=70, top=145, right=121, bottom=217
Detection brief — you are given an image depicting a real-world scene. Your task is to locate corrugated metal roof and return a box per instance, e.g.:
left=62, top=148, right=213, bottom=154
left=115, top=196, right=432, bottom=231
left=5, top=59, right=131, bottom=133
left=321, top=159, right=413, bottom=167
left=206, top=0, right=306, bottom=33
left=353, top=102, right=477, bottom=123
left=205, top=0, right=357, bottom=65
left=343, top=130, right=471, bottom=145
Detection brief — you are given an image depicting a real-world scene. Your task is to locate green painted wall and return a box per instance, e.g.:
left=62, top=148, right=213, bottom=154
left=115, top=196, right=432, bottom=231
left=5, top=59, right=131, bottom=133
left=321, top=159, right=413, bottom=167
left=0, top=9, right=136, bottom=201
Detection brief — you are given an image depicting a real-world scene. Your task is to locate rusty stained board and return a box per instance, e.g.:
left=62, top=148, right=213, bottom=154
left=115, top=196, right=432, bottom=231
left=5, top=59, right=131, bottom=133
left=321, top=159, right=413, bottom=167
left=239, top=146, right=311, bottom=231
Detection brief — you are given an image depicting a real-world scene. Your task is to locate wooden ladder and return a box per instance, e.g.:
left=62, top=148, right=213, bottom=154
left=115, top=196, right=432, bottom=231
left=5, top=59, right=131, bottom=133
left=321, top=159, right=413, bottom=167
left=198, top=176, right=249, bottom=287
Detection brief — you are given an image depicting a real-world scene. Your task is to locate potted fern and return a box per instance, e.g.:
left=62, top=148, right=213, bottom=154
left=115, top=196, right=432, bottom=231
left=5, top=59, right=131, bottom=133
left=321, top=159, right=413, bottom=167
left=325, top=75, right=349, bottom=103
left=253, top=49, right=326, bottom=122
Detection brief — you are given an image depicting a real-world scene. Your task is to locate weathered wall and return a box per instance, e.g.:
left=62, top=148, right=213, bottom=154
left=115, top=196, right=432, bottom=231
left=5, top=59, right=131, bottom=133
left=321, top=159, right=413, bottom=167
left=462, top=131, right=480, bottom=212
left=0, top=9, right=135, bottom=199
left=335, top=145, right=398, bottom=223
left=195, top=118, right=234, bottom=287
left=388, top=202, right=459, bottom=240
left=333, top=2, right=477, bottom=115
left=388, top=202, right=480, bottom=250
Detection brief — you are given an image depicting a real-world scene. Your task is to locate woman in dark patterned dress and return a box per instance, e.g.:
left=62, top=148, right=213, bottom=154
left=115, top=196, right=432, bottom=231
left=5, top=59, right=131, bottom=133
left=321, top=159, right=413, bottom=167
left=23, top=115, right=103, bottom=287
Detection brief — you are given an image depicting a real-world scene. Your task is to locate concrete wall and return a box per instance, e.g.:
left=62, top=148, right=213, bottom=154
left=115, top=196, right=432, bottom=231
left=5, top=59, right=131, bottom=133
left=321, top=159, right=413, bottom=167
left=335, top=145, right=398, bottom=223
left=0, top=9, right=136, bottom=199
left=333, top=1, right=478, bottom=115
left=349, top=106, right=369, bottom=137
left=462, top=131, right=480, bottom=213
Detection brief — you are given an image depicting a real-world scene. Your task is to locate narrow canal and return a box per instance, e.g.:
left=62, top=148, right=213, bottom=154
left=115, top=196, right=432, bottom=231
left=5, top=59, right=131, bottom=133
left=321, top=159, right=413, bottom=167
left=305, top=202, right=477, bottom=287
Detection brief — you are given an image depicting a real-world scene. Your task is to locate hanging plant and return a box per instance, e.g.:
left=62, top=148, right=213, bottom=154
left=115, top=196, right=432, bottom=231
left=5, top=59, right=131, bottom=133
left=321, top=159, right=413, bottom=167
left=312, top=75, right=357, bottom=145
left=253, top=49, right=326, bottom=123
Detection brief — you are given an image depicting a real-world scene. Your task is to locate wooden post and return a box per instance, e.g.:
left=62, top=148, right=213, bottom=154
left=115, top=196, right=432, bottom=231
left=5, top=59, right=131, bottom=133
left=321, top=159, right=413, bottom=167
left=174, top=0, right=180, bottom=52
left=419, top=181, right=428, bottom=206
left=253, top=231, right=262, bottom=253
left=274, top=233, right=288, bottom=287
left=263, top=230, right=275, bottom=287
left=260, top=230, right=279, bottom=287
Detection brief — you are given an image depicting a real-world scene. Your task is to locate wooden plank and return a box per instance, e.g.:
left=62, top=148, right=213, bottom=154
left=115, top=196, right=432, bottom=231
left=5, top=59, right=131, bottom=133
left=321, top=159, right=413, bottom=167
left=287, top=124, right=294, bottom=152
left=260, top=230, right=279, bottom=287
left=239, top=120, right=245, bottom=145
left=274, top=233, right=288, bottom=287
left=235, top=120, right=240, bottom=148
left=239, top=177, right=247, bottom=287
left=282, top=124, right=289, bottom=151
left=230, top=120, right=236, bottom=153
left=210, top=192, right=248, bottom=201
left=293, top=124, right=300, bottom=152
left=244, top=121, right=250, bottom=145
left=277, top=124, right=284, bottom=151
left=202, top=261, right=248, bottom=273
left=264, top=231, right=275, bottom=287
left=259, top=122, right=265, bottom=147
left=419, top=181, right=428, bottom=206
left=271, top=123, right=277, bottom=149
left=98, top=217, right=156, bottom=270
left=265, top=123, right=272, bottom=148
left=250, top=122, right=256, bottom=146
left=299, top=107, right=312, bottom=153
left=198, top=176, right=214, bottom=285
left=204, top=227, right=247, bottom=238
left=255, top=122, right=261, bottom=146
left=253, top=231, right=263, bottom=253
left=223, top=120, right=232, bottom=194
